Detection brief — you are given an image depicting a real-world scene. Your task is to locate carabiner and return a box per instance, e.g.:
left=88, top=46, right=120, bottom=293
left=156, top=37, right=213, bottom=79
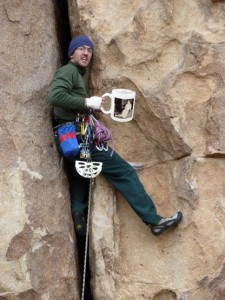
left=81, top=118, right=86, bottom=136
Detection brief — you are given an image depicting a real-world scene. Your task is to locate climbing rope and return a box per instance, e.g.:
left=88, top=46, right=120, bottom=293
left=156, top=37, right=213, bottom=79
left=94, top=121, right=112, bottom=143
left=89, top=114, right=114, bottom=155
left=81, top=178, right=94, bottom=300
left=90, top=114, right=112, bottom=143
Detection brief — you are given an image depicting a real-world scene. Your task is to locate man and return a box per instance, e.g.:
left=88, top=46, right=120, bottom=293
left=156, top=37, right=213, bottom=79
left=48, top=34, right=183, bottom=237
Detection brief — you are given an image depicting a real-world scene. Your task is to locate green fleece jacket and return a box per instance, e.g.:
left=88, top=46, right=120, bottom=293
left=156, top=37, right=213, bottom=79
left=48, top=62, right=89, bottom=120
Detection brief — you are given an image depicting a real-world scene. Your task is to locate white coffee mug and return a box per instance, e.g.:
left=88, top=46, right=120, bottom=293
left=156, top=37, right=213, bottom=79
left=101, top=89, right=136, bottom=122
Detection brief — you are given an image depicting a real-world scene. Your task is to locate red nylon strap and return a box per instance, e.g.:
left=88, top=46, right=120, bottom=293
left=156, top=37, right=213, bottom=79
left=59, top=132, right=76, bottom=143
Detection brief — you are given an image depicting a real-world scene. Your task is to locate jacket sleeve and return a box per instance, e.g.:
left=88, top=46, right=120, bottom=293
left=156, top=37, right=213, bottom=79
left=48, top=65, right=86, bottom=111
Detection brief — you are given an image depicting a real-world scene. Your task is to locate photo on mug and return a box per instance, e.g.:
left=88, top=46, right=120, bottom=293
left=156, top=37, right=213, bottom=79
left=114, top=98, right=134, bottom=119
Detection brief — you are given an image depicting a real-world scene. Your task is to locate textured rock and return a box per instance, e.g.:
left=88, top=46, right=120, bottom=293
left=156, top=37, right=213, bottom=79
left=0, top=1, right=79, bottom=299
left=67, top=0, right=225, bottom=299
left=2, top=0, right=225, bottom=299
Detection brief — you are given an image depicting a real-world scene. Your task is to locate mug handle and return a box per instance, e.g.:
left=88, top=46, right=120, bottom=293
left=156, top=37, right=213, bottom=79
left=101, top=93, right=113, bottom=114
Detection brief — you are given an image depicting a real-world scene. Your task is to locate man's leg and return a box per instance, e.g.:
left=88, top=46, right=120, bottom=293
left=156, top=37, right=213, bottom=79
left=90, top=145, right=162, bottom=225
left=64, top=158, right=90, bottom=214
left=64, top=158, right=89, bottom=236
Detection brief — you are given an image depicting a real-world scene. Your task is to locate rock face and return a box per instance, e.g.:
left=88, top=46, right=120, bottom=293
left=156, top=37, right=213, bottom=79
left=0, top=1, right=79, bottom=299
left=2, top=0, right=225, bottom=299
left=68, top=0, right=225, bottom=299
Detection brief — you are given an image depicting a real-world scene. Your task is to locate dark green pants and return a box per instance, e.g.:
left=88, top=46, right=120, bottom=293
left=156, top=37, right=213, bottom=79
left=65, top=145, right=162, bottom=225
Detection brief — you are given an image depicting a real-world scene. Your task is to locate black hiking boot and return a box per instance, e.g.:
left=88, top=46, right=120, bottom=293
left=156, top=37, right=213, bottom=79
left=150, top=211, right=183, bottom=236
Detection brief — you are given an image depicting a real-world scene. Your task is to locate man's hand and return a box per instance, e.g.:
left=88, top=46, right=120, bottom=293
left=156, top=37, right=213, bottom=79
left=85, top=96, right=105, bottom=110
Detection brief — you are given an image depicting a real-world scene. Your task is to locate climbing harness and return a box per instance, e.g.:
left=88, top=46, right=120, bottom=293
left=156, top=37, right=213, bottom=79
left=74, top=115, right=104, bottom=178
left=74, top=114, right=113, bottom=176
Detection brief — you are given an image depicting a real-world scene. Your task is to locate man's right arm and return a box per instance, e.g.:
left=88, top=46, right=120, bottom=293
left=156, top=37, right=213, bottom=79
left=48, top=66, right=86, bottom=111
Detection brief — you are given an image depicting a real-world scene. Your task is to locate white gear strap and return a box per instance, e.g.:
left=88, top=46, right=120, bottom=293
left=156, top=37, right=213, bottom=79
left=75, top=160, right=103, bottom=178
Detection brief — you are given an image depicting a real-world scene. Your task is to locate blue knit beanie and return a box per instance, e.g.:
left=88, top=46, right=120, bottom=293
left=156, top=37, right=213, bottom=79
left=68, top=35, right=94, bottom=57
